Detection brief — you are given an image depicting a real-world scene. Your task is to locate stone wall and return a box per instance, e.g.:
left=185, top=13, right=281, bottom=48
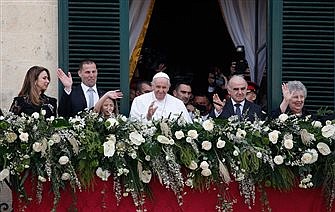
left=0, top=0, right=58, bottom=208
left=0, top=0, right=58, bottom=111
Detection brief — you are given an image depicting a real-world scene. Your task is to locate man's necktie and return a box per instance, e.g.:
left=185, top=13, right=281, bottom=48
left=88, top=87, right=94, bottom=109
left=234, top=103, right=242, bottom=120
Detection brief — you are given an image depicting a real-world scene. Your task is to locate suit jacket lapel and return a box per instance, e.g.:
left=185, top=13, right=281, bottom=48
left=77, top=86, right=87, bottom=107
left=226, top=99, right=235, bottom=116
left=243, top=100, right=251, bottom=114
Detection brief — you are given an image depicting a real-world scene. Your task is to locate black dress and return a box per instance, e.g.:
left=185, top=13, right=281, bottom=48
left=9, top=94, right=57, bottom=118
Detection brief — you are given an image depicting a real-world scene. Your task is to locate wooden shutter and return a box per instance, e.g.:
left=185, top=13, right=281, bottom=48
left=68, top=0, right=121, bottom=90
left=281, top=0, right=335, bottom=113
left=59, top=0, right=129, bottom=113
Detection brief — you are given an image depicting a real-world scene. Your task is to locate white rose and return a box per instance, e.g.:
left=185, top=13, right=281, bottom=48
left=316, top=142, right=331, bottom=156
left=201, top=141, right=212, bottom=151
left=129, top=131, right=145, bottom=146
left=256, top=152, right=262, bottom=158
left=186, top=137, right=192, bottom=143
left=38, top=176, right=47, bottom=182
left=236, top=128, right=246, bottom=139
left=216, top=138, right=226, bottom=149
left=121, top=115, right=128, bottom=122
left=96, top=167, right=111, bottom=181
left=32, top=142, right=43, bottom=152
left=188, top=160, right=198, bottom=170
left=278, top=113, right=289, bottom=122
left=5, top=132, right=17, bottom=143
left=301, top=152, right=313, bottom=164
left=174, top=130, right=185, bottom=140
left=41, top=110, right=46, bottom=116
left=103, top=140, right=116, bottom=157
left=283, top=139, right=294, bottom=150
left=321, top=125, right=335, bottom=138
left=32, top=112, right=39, bottom=119
left=202, top=119, right=214, bottom=131
left=58, top=156, right=69, bottom=165
left=19, top=132, right=29, bottom=142
left=311, top=121, right=322, bottom=128
left=145, top=155, right=151, bottom=161
left=268, top=130, right=281, bottom=144
left=187, top=130, right=198, bottom=139
left=61, top=173, right=71, bottom=181
left=200, top=161, right=209, bottom=169
left=130, top=152, right=137, bottom=159
left=326, top=120, right=332, bottom=125
left=273, top=155, right=284, bottom=165
left=201, top=168, right=212, bottom=177
left=0, top=169, right=10, bottom=181
left=51, top=134, right=61, bottom=143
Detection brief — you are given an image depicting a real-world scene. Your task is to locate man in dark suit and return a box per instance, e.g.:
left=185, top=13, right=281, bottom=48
left=57, top=59, right=105, bottom=118
left=209, top=75, right=264, bottom=122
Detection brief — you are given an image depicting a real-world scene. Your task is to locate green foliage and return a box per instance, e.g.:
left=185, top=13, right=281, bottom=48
left=0, top=111, right=334, bottom=211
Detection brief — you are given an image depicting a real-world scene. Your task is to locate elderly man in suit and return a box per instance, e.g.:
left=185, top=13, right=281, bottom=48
left=209, top=75, right=263, bottom=121
left=57, top=59, right=107, bottom=118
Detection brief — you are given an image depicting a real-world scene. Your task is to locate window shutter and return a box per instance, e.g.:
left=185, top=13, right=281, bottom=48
left=281, top=0, right=335, bottom=113
left=68, top=0, right=121, bottom=91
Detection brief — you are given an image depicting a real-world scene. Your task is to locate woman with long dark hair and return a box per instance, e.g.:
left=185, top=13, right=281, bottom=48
left=9, top=66, right=57, bottom=118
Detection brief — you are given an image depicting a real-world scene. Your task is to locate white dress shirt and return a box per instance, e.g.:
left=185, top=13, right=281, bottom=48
left=81, top=83, right=99, bottom=108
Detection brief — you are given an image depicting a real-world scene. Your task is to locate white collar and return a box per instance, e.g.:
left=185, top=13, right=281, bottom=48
left=231, top=99, right=245, bottom=107
left=81, top=83, right=97, bottom=93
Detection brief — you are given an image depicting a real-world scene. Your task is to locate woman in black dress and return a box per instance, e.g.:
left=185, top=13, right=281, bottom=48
left=10, top=66, right=57, bottom=118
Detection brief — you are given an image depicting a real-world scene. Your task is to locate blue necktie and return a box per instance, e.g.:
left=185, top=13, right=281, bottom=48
left=234, top=103, right=242, bottom=120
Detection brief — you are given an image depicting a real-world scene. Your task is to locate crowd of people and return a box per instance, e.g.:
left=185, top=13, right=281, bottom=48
left=4, top=59, right=333, bottom=124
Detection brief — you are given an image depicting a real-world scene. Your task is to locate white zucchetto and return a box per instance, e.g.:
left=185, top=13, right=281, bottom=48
left=152, top=72, right=170, bottom=80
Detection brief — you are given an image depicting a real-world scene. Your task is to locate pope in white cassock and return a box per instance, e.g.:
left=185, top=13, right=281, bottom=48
left=130, top=72, right=192, bottom=123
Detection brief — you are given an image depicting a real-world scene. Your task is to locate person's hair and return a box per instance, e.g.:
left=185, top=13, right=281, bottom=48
left=173, top=81, right=192, bottom=92
left=102, top=98, right=119, bottom=116
left=227, top=75, right=246, bottom=90
left=79, top=59, right=96, bottom=70
left=112, top=99, right=119, bottom=115
left=136, top=80, right=151, bottom=92
left=18, top=66, right=50, bottom=106
left=287, top=80, right=307, bottom=98
left=152, top=77, right=171, bottom=87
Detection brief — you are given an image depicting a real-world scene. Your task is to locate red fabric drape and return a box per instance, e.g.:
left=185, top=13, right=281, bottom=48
left=13, top=177, right=334, bottom=212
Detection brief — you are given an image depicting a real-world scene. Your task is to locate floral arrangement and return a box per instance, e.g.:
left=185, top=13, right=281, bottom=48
left=0, top=110, right=334, bottom=212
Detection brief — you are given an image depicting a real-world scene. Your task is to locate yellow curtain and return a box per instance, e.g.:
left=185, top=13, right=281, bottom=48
left=129, top=0, right=155, bottom=82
